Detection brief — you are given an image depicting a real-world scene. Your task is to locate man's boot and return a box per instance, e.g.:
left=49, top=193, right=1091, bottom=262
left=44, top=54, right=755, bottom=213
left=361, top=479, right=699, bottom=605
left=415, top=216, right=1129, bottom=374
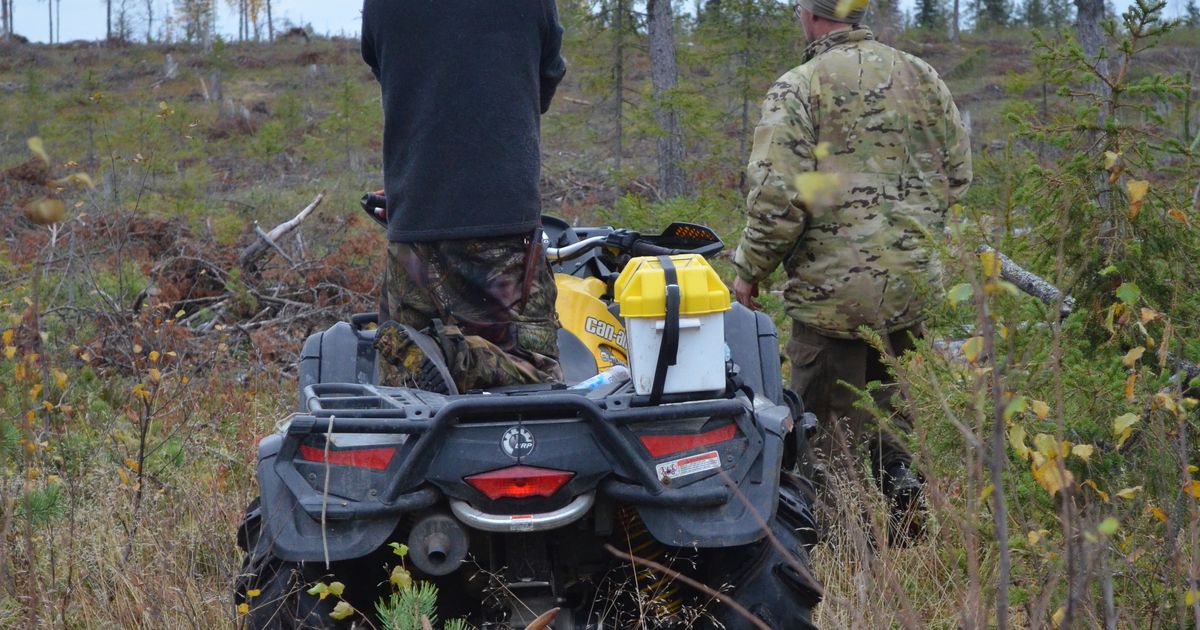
left=374, top=321, right=458, bottom=395
left=881, top=462, right=925, bottom=545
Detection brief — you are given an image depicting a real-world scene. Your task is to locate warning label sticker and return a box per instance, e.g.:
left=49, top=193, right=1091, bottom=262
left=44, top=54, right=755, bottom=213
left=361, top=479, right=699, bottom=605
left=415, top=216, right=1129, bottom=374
left=656, top=451, right=722, bottom=481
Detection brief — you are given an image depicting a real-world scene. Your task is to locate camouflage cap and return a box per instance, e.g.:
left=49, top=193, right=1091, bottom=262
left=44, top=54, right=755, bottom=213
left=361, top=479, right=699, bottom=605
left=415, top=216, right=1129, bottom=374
left=794, top=0, right=869, bottom=24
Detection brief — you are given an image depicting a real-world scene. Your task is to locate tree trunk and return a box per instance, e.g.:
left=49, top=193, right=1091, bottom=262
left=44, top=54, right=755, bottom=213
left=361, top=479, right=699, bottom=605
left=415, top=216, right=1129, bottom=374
left=1074, top=0, right=1110, bottom=98
left=613, top=0, right=625, bottom=172
left=951, top=0, right=960, bottom=42
left=647, top=0, right=688, bottom=199
left=144, top=0, right=152, bottom=42
left=739, top=0, right=752, bottom=190
left=55, top=0, right=59, bottom=43
left=267, top=0, right=274, bottom=41
left=106, top=0, right=112, bottom=40
left=47, top=0, right=53, bottom=44
left=2, top=0, right=8, bottom=40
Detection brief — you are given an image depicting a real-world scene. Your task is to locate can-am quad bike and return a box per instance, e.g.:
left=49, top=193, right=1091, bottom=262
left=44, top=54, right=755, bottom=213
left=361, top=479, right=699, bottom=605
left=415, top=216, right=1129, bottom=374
left=234, top=202, right=822, bottom=629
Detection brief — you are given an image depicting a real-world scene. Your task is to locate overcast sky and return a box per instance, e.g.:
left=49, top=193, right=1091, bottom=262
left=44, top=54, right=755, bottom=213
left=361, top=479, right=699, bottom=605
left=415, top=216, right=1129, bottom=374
left=7, top=0, right=1179, bottom=44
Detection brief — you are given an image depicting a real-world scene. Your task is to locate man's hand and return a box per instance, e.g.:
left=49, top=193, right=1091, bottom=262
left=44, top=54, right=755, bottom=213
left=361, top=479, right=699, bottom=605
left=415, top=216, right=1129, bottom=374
left=371, top=189, right=387, bottom=220
left=733, top=277, right=762, bottom=311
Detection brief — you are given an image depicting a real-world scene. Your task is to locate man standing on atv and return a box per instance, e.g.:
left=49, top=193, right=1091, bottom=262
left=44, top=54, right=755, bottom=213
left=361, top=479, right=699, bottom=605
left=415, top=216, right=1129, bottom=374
left=731, top=0, right=972, bottom=535
left=361, top=0, right=568, bottom=393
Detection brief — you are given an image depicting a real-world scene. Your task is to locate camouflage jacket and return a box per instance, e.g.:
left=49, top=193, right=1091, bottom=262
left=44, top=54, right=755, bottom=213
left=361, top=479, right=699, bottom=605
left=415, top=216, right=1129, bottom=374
left=733, top=26, right=972, bottom=338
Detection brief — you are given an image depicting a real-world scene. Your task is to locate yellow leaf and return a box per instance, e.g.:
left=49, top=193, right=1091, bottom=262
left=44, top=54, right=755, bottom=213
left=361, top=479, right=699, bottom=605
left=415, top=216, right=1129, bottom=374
left=1052, top=606, right=1065, bottom=628
left=149, top=351, right=161, bottom=363
left=1113, top=413, right=1139, bottom=448
left=1115, top=486, right=1142, bottom=500
left=1026, top=529, right=1049, bottom=545
left=390, top=565, right=413, bottom=589
left=793, top=172, right=841, bottom=208
left=1083, top=479, right=1110, bottom=502
left=1031, top=399, right=1050, bottom=420
left=307, top=582, right=329, bottom=599
left=24, top=198, right=66, bottom=226
left=27, top=137, right=50, bottom=164
left=4, top=346, right=15, bottom=360
left=52, top=369, right=68, bottom=390
left=149, top=368, right=162, bottom=384
left=327, top=582, right=345, bottom=597
left=1188, top=589, right=1199, bottom=607
left=1071, top=444, right=1095, bottom=463
left=125, top=458, right=140, bottom=473
left=834, top=0, right=870, bottom=17
left=1140, top=307, right=1160, bottom=323
left=1033, top=433, right=1060, bottom=458
left=1008, top=425, right=1031, bottom=461
left=979, top=484, right=994, bottom=502
left=1124, top=374, right=1137, bottom=402
left=1122, top=346, right=1145, bottom=367
left=1103, top=150, right=1121, bottom=171
left=1190, top=465, right=1199, bottom=474
left=51, top=173, right=96, bottom=189
left=1168, top=208, right=1190, bottom=225
left=1148, top=505, right=1167, bottom=523
left=247, top=589, right=261, bottom=598
left=1032, top=456, right=1073, bottom=495
left=813, top=142, right=831, bottom=159
left=962, top=336, right=984, bottom=364
left=330, top=601, right=354, bottom=621
left=1154, top=392, right=1178, bottom=414
left=237, top=603, right=249, bottom=615
left=2, top=330, right=12, bottom=345
left=979, top=250, right=1000, bottom=277
left=1127, top=180, right=1149, bottom=219
left=1185, top=480, right=1200, bottom=499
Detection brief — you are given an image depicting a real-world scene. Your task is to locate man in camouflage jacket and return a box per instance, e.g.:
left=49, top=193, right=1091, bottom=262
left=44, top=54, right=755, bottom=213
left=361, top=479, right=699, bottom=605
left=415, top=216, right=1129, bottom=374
left=732, top=0, right=972, bottom=532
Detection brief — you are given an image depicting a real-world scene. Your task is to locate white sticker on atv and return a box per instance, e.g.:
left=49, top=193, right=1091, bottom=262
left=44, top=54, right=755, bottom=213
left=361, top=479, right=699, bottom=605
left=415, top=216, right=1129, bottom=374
left=656, top=451, right=721, bottom=481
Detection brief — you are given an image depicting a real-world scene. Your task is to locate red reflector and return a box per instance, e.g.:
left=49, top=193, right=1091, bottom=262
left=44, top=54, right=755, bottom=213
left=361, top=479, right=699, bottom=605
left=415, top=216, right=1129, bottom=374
left=465, top=465, right=575, bottom=501
left=639, top=424, right=738, bottom=458
left=298, top=445, right=396, bottom=471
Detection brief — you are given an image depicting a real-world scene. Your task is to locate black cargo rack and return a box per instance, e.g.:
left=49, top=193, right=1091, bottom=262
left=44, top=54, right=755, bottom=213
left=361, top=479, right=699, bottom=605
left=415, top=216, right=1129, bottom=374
left=277, top=382, right=763, bottom=519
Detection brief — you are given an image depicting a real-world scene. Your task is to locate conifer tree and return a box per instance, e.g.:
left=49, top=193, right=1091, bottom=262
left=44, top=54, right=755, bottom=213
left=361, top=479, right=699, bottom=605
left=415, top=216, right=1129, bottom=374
left=915, top=0, right=946, bottom=29
left=1023, top=0, right=1049, bottom=27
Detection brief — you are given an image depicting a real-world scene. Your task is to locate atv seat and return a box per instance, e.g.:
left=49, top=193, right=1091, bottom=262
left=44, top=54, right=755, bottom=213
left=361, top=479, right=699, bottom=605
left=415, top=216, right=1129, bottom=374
left=298, top=317, right=600, bottom=410
left=557, top=328, right=599, bottom=386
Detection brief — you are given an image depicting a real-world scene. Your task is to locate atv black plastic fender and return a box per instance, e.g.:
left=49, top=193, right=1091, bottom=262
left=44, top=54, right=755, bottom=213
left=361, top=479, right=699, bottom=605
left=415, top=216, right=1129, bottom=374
left=723, top=304, right=784, bottom=404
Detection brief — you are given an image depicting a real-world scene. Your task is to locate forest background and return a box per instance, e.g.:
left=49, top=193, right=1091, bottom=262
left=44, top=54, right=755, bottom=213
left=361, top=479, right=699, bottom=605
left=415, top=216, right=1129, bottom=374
left=1, top=0, right=1200, bottom=627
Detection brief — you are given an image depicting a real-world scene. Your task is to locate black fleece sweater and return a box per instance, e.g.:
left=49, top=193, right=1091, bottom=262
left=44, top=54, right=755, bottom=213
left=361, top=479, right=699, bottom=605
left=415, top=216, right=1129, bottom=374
left=361, top=0, right=567, bottom=243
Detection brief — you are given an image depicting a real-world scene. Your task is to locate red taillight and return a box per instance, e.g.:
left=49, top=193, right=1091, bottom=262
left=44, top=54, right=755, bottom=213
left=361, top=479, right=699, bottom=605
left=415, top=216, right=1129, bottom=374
left=298, top=445, right=396, bottom=471
left=465, top=465, right=575, bottom=500
left=639, top=424, right=737, bottom=458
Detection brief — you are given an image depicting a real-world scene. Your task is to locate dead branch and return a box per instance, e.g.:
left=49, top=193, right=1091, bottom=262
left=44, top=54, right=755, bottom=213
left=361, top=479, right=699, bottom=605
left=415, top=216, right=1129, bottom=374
left=978, top=246, right=1077, bottom=317
left=239, top=192, right=324, bottom=274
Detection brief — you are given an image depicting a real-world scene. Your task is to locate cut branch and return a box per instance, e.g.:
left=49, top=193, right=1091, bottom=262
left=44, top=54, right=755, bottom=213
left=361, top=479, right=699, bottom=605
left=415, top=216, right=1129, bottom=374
left=978, top=246, right=1077, bottom=317
left=239, top=192, right=324, bottom=274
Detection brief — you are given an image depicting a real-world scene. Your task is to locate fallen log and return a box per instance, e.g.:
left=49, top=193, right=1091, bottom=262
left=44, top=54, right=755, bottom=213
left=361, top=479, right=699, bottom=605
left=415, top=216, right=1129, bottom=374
left=240, top=192, right=324, bottom=274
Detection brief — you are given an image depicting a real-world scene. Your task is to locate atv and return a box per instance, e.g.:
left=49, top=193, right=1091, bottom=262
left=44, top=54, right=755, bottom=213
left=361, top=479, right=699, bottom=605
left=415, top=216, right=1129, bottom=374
left=234, top=210, right=822, bottom=629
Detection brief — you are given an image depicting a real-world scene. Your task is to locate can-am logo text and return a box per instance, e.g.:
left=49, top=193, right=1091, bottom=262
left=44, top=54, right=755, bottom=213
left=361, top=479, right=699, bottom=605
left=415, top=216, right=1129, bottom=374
left=501, top=427, right=536, bottom=459
left=584, top=317, right=628, bottom=350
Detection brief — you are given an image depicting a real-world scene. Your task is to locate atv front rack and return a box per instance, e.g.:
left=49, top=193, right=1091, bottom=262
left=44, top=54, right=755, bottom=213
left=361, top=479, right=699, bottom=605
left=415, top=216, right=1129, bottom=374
left=278, top=383, right=764, bottom=520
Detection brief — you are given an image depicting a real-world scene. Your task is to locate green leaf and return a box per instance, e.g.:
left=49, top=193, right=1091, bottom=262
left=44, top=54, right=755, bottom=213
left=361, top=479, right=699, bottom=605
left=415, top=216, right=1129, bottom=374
left=327, top=581, right=345, bottom=597
left=947, top=283, right=973, bottom=305
left=1115, top=282, right=1141, bottom=305
left=1099, top=265, right=1119, bottom=277
left=1003, top=396, right=1028, bottom=422
left=388, top=542, right=410, bottom=558
left=1098, top=517, right=1119, bottom=536
left=329, top=601, right=355, bottom=621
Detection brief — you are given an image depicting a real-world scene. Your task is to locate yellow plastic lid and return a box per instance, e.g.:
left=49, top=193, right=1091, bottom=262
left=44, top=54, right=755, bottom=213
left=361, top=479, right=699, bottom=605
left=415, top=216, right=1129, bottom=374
left=614, top=254, right=732, bottom=318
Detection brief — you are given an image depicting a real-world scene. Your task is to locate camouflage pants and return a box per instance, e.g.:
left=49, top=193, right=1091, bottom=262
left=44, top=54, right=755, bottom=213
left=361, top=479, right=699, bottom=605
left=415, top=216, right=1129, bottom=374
left=789, top=321, right=917, bottom=482
left=378, top=235, right=563, bottom=392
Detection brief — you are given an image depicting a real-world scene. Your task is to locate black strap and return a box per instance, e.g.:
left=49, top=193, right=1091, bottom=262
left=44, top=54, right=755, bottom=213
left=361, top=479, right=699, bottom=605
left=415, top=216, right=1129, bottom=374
left=650, top=256, right=681, bottom=405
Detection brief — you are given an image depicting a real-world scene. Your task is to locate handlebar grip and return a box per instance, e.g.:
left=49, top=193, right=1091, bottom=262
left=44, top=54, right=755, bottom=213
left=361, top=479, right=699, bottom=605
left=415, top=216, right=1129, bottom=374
left=630, top=241, right=677, bottom=257
left=359, top=192, right=388, bottom=227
